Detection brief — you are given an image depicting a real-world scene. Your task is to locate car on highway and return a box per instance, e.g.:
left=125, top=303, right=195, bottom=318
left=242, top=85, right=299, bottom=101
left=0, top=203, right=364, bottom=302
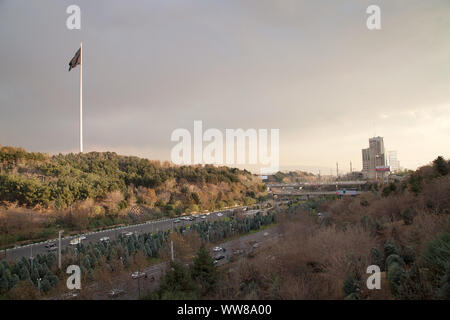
left=69, top=237, right=84, bottom=245
left=213, top=246, right=223, bottom=252
left=45, top=242, right=56, bottom=249
left=122, top=231, right=134, bottom=237
left=131, top=271, right=147, bottom=279
left=61, top=292, right=79, bottom=300
left=107, top=288, right=125, bottom=298
left=100, top=236, right=110, bottom=242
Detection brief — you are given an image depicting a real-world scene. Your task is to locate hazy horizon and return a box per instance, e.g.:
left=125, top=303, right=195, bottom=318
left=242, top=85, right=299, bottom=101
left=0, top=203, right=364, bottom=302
left=1, top=0, right=449, bottom=173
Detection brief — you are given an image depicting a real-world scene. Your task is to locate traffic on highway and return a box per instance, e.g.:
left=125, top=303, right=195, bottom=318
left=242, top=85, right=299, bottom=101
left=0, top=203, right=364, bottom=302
left=2, top=206, right=252, bottom=262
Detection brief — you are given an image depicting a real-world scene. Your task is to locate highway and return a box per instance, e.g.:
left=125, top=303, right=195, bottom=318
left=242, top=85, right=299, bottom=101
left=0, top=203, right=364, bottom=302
left=2, top=207, right=245, bottom=262
left=266, top=181, right=368, bottom=188
left=272, top=190, right=362, bottom=197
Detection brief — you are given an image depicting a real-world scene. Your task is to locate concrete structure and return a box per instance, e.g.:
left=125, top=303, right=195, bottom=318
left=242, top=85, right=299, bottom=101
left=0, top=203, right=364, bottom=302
left=361, top=136, right=387, bottom=180
left=388, top=151, right=400, bottom=173
left=362, top=148, right=370, bottom=177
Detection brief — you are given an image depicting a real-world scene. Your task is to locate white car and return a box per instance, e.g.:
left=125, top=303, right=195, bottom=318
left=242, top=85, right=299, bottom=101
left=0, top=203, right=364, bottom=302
left=100, top=236, right=110, bottom=242
left=200, top=216, right=207, bottom=219
left=217, top=213, right=223, bottom=217
left=131, top=271, right=146, bottom=279
left=213, top=246, right=223, bottom=252
left=70, top=238, right=82, bottom=245
left=123, top=232, right=134, bottom=237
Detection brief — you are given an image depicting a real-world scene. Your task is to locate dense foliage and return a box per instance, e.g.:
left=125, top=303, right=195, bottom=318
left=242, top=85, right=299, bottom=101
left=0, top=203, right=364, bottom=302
left=0, top=230, right=169, bottom=296
left=0, top=147, right=263, bottom=210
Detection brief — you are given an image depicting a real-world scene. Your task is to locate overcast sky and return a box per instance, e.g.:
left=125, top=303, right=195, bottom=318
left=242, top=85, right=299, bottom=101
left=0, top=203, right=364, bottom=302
left=1, top=0, right=449, bottom=173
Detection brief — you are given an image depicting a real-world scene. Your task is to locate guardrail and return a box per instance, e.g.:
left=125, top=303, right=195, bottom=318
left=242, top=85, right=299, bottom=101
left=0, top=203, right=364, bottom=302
left=4, top=205, right=248, bottom=253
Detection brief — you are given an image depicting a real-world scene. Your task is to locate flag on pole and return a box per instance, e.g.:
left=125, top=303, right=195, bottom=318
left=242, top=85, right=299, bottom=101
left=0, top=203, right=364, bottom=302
left=68, top=48, right=81, bottom=71
left=68, top=43, right=83, bottom=153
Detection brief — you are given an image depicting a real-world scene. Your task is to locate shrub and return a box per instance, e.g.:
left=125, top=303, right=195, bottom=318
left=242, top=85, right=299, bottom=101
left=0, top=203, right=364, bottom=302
left=387, top=262, right=407, bottom=297
left=370, top=247, right=384, bottom=271
left=385, top=254, right=405, bottom=272
left=343, top=273, right=360, bottom=296
left=401, top=208, right=415, bottom=225
left=399, top=246, right=416, bottom=265
left=436, top=262, right=450, bottom=299
left=384, top=241, right=399, bottom=260
left=422, top=233, right=450, bottom=282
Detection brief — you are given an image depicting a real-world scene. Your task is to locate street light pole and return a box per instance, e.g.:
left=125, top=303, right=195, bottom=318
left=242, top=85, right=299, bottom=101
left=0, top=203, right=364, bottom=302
left=58, top=230, right=63, bottom=270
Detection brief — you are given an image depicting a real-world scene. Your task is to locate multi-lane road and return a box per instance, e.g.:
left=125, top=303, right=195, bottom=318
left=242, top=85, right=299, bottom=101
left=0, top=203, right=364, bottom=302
left=2, top=207, right=246, bottom=262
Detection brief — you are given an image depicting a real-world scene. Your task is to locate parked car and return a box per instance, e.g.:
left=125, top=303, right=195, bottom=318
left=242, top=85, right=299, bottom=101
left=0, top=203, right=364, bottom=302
left=214, top=254, right=225, bottom=260
left=217, top=212, right=223, bottom=217
left=131, top=271, right=146, bottom=279
left=200, top=216, right=206, bottom=219
left=45, top=243, right=56, bottom=249
left=213, top=246, right=223, bottom=252
left=100, top=236, right=110, bottom=242
left=122, top=232, right=134, bottom=237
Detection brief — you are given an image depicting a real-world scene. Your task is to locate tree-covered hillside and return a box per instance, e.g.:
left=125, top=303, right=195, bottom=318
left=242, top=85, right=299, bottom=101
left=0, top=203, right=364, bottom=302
left=0, top=146, right=267, bottom=245
left=0, top=146, right=266, bottom=211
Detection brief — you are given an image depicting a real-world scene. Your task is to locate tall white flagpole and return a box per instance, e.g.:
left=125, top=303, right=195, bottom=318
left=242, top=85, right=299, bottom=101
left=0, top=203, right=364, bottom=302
left=80, top=41, right=83, bottom=153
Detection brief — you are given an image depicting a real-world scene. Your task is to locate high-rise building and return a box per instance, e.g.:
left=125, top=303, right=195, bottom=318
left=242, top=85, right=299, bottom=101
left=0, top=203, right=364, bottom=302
left=388, top=151, right=400, bottom=172
left=361, top=136, right=387, bottom=180
left=362, top=148, right=370, bottom=177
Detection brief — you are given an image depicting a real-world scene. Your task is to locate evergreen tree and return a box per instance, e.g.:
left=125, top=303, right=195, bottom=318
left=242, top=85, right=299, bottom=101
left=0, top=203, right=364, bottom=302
left=191, top=244, right=218, bottom=295
left=158, top=262, right=199, bottom=300
left=433, top=156, right=449, bottom=176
